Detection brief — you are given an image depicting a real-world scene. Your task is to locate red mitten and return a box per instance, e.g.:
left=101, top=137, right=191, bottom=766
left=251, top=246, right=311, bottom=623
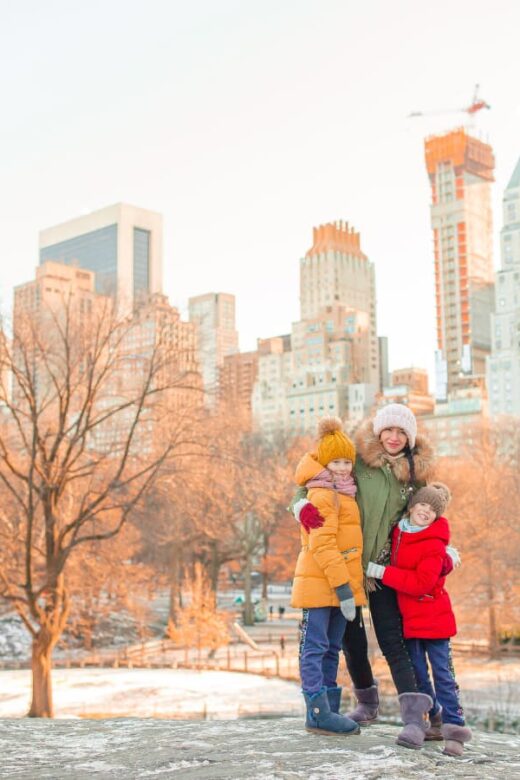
left=440, top=554, right=454, bottom=577
left=300, top=502, right=325, bottom=534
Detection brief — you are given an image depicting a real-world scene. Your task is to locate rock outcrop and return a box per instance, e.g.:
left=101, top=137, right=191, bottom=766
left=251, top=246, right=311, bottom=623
left=1, top=717, right=519, bottom=779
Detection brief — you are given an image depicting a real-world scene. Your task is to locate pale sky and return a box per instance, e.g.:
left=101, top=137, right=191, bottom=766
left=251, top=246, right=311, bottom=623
left=2, top=0, right=520, bottom=385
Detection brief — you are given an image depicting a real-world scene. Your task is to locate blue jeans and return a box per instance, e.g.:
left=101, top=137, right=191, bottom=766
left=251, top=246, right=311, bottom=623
left=405, top=638, right=465, bottom=725
left=300, top=607, right=346, bottom=695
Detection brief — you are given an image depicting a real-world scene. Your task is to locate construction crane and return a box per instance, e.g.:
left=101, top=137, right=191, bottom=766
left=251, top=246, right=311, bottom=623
left=408, top=84, right=491, bottom=119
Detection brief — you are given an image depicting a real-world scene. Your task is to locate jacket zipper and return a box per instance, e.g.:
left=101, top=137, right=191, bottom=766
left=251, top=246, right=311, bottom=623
left=392, top=528, right=403, bottom=565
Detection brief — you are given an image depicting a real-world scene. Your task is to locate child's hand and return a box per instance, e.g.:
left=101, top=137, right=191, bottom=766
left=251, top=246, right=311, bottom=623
left=446, top=545, right=461, bottom=568
left=336, top=583, right=356, bottom=621
left=366, top=562, right=385, bottom=580
left=293, top=499, right=325, bottom=533
left=440, top=555, right=453, bottom=577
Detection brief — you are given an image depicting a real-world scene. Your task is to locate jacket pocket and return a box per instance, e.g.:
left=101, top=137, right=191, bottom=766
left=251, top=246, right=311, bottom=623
left=341, top=547, right=361, bottom=562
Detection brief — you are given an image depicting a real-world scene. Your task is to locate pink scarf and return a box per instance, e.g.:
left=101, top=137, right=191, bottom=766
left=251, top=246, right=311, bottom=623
left=306, top=469, right=357, bottom=497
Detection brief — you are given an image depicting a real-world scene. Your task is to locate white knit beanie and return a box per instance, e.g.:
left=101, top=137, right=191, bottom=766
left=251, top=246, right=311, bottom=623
left=373, top=403, right=417, bottom=449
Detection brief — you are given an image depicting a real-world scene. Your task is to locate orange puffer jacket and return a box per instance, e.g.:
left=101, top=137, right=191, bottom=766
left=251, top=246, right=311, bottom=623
left=290, top=453, right=366, bottom=610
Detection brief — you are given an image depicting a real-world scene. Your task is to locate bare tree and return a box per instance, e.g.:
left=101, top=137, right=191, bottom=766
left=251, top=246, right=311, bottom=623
left=0, top=296, right=203, bottom=716
left=168, top=563, right=231, bottom=661
left=436, top=420, right=520, bottom=656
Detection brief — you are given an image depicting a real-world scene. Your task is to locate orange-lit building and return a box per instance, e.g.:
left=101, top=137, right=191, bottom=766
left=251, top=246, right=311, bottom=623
left=379, top=367, right=435, bottom=417
left=299, top=221, right=379, bottom=387
left=252, top=335, right=292, bottom=435
left=12, top=262, right=112, bottom=406
left=425, top=129, right=495, bottom=398
left=0, top=327, right=11, bottom=406
left=188, top=292, right=239, bottom=405
left=219, top=350, right=259, bottom=425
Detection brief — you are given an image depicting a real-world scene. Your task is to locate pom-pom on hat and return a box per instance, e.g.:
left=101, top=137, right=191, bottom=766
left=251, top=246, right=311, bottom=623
left=409, top=482, right=452, bottom=518
left=373, top=403, right=417, bottom=449
left=316, top=416, right=356, bottom=467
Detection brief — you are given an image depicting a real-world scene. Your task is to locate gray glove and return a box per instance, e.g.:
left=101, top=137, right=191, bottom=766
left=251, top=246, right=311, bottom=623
left=336, top=583, right=356, bottom=621
left=366, top=562, right=385, bottom=579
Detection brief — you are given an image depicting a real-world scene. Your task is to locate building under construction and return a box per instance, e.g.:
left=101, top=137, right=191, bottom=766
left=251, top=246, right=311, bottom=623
left=425, top=128, right=495, bottom=399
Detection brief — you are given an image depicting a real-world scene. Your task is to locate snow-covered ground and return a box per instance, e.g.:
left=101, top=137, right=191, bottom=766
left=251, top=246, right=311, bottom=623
left=0, top=614, right=30, bottom=659
left=0, top=668, right=304, bottom=719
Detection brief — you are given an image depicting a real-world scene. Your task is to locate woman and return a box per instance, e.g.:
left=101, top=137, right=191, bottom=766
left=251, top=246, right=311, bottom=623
left=293, top=403, right=437, bottom=749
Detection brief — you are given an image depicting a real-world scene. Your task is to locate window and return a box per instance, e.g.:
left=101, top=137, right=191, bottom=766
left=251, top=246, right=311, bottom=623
left=134, top=228, right=151, bottom=300
left=40, top=224, right=118, bottom=295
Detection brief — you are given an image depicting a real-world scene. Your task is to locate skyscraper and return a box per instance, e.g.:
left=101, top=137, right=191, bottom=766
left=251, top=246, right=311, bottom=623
left=299, top=221, right=379, bottom=387
left=251, top=335, right=292, bottom=435
left=39, top=203, right=163, bottom=312
left=12, top=261, right=112, bottom=406
left=425, top=129, right=495, bottom=398
left=252, top=221, right=380, bottom=436
left=0, top=325, right=9, bottom=406
left=188, top=292, right=239, bottom=402
left=488, top=156, right=520, bottom=416
left=219, top=350, right=259, bottom=426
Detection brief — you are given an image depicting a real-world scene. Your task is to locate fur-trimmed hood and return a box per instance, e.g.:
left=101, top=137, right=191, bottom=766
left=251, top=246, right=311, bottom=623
left=354, top=418, right=435, bottom=484
left=294, top=452, right=323, bottom=486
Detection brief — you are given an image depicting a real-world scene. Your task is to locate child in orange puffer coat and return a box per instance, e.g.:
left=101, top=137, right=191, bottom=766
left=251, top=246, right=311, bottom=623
left=291, top=417, right=374, bottom=736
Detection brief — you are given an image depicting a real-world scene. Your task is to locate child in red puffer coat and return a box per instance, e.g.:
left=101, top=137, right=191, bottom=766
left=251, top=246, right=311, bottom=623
left=366, top=483, right=472, bottom=757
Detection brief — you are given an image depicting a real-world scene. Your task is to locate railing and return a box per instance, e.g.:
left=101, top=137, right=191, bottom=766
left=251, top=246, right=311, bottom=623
left=2, top=632, right=520, bottom=673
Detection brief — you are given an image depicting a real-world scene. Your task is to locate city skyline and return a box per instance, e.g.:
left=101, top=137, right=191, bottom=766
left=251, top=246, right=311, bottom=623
left=2, top=1, right=520, bottom=384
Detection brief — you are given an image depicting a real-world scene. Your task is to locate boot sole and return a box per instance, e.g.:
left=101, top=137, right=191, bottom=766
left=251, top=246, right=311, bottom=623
left=425, top=734, right=443, bottom=741
left=306, top=726, right=360, bottom=736
left=356, top=717, right=378, bottom=726
left=396, top=738, right=423, bottom=750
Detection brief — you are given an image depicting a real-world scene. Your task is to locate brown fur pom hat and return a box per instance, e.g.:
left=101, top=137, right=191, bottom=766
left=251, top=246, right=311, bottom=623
left=316, top=416, right=356, bottom=467
left=409, top=482, right=452, bottom=518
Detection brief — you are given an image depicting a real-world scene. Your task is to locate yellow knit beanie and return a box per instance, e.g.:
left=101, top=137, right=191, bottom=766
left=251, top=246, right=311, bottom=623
left=316, top=416, right=356, bottom=467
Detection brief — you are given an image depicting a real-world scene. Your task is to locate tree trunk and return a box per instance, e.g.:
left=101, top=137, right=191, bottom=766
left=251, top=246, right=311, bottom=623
left=488, top=584, right=499, bottom=658
left=28, top=631, right=55, bottom=718
left=167, top=543, right=182, bottom=636
left=209, top=541, right=221, bottom=594
left=261, top=532, right=269, bottom=600
left=486, top=558, right=499, bottom=658
left=243, top=550, right=255, bottom=626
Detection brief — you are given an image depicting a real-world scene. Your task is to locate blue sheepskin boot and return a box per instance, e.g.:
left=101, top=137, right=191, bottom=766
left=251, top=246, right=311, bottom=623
left=326, top=686, right=342, bottom=713
left=304, top=689, right=360, bottom=736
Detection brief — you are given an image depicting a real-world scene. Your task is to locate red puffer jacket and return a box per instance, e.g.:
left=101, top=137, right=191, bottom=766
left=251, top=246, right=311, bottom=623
left=382, top=517, right=457, bottom=639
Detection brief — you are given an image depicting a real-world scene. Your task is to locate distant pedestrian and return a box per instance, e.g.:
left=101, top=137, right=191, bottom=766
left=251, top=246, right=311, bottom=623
left=269, top=605, right=274, bottom=621
left=277, top=605, right=284, bottom=620
left=279, top=635, right=285, bottom=655
left=366, top=482, right=471, bottom=757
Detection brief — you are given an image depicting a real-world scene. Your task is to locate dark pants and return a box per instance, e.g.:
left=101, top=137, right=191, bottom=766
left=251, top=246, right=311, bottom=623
left=299, top=607, right=346, bottom=694
left=406, top=638, right=465, bottom=725
left=343, top=582, right=417, bottom=694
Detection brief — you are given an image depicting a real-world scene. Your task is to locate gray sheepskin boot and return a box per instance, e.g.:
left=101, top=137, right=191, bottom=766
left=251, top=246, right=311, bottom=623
left=442, top=723, right=472, bottom=757
left=396, top=692, right=433, bottom=749
left=425, top=708, right=443, bottom=741
left=346, top=683, right=379, bottom=725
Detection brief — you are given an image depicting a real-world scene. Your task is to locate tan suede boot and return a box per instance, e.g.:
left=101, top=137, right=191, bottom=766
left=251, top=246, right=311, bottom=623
left=425, top=709, right=443, bottom=741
